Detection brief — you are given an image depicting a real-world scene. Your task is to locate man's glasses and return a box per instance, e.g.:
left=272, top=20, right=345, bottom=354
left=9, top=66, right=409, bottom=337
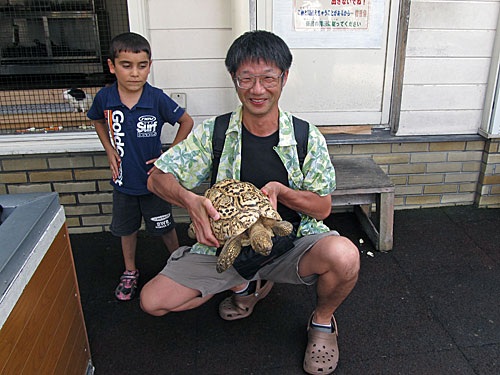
left=234, top=72, right=284, bottom=89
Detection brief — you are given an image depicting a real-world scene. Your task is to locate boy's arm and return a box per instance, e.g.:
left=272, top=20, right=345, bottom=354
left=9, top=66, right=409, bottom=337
left=170, top=112, right=194, bottom=147
left=94, top=119, right=121, bottom=181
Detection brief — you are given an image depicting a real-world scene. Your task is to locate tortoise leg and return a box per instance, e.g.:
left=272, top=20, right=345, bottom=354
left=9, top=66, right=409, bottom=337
left=249, top=220, right=273, bottom=256
left=216, top=236, right=242, bottom=273
left=272, top=220, right=293, bottom=237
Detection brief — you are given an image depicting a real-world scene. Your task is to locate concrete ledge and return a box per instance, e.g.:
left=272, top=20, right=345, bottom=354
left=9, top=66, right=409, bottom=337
left=0, top=132, right=102, bottom=155
left=0, top=130, right=485, bottom=156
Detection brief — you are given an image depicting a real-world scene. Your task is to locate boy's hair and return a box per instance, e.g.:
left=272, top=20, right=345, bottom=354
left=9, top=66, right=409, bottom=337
left=109, top=32, right=152, bottom=63
left=225, top=30, right=292, bottom=75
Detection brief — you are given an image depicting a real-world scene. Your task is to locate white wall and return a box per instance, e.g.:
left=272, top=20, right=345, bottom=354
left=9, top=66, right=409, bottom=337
left=140, top=0, right=237, bottom=142
left=132, top=0, right=500, bottom=139
left=264, top=0, right=399, bottom=127
left=139, top=0, right=399, bottom=143
left=397, top=0, right=500, bottom=136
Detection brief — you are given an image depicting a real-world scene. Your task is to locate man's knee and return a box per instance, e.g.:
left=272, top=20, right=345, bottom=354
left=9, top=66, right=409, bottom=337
left=139, top=276, right=177, bottom=316
left=139, top=284, right=163, bottom=316
left=324, top=236, right=360, bottom=279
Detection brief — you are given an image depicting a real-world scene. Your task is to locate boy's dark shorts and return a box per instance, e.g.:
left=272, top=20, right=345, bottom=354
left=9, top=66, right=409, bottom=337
left=110, top=189, right=176, bottom=237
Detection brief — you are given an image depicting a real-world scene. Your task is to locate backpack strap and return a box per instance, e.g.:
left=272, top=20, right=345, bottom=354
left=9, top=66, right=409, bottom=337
left=211, top=112, right=232, bottom=186
left=292, top=116, right=309, bottom=169
left=211, top=113, right=309, bottom=186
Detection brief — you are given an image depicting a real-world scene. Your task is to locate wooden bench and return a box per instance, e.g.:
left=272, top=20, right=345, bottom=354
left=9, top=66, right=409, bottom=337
left=331, top=157, right=395, bottom=251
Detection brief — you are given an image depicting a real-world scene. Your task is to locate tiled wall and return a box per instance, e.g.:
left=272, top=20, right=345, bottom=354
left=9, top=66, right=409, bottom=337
left=0, top=152, right=113, bottom=234
left=328, top=139, right=500, bottom=208
left=1, top=139, right=499, bottom=234
left=476, top=139, right=500, bottom=207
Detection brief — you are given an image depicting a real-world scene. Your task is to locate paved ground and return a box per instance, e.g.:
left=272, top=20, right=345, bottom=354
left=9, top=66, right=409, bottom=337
left=70, top=205, right=500, bottom=375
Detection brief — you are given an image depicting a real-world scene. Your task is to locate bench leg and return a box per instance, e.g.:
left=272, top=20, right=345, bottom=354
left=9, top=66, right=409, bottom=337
left=353, top=205, right=377, bottom=248
left=376, top=192, right=394, bottom=251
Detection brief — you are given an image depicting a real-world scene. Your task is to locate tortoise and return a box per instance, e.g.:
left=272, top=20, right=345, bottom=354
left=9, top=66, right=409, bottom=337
left=188, top=179, right=294, bottom=273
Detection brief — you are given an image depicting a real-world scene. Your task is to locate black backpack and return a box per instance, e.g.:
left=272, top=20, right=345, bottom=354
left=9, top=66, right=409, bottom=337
left=210, top=112, right=309, bottom=186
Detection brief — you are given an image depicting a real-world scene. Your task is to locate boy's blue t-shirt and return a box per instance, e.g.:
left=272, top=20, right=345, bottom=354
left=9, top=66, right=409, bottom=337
left=87, top=82, right=185, bottom=195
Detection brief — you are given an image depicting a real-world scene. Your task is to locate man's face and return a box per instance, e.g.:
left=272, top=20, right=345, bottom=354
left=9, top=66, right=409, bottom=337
left=108, top=50, right=151, bottom=94
left=233, top=59, right=288, bottom=119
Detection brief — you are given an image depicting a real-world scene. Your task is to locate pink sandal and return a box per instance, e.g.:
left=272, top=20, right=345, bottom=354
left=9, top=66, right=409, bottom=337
left=303, top=313, right=339, bottom=375
left=219, top=280, right=274, bottom=321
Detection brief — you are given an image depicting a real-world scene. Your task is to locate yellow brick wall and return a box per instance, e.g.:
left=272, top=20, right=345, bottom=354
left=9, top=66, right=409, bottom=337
left=328, top=139, right=487, bottom=209
left=475, top=139, right=500, bottom=208
left=0, top=152, right=112, bottom=233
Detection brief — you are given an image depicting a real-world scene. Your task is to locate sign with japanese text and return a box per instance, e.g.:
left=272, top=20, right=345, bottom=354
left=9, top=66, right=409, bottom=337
left=295, top=0, right=369, bottom=30
left=273, top=0, right=386, bottom=48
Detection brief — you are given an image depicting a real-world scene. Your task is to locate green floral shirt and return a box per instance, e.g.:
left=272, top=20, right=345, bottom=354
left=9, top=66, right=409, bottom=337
left=155, top=106, right=336, bottom=255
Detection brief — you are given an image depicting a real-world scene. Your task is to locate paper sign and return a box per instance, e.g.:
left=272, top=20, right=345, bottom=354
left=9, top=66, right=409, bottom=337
left=295, top=0, right=369, bottom=30
left=273, top=0, right=386, bottom=48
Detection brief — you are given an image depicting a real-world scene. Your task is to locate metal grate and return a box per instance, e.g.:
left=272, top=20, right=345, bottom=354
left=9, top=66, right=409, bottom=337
left=0, top=0, right=129, bottom=134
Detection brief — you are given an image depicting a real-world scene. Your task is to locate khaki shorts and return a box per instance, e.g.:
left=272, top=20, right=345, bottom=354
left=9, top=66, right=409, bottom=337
left=160, top=230, right=339, bottom=297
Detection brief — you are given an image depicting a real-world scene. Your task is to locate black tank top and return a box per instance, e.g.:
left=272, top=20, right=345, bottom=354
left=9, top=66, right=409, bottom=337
left=240, top=125, right=301, bottom=225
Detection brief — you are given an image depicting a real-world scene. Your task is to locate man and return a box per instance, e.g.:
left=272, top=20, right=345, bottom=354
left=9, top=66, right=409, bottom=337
left=141, top=30, right=359, bottom=375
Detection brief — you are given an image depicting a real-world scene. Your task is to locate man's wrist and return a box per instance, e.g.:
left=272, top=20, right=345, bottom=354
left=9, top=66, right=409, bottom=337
left=181, top=189, right=199, bottom=211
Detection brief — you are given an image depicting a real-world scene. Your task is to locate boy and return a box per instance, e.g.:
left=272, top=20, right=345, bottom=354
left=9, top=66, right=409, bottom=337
left=87, top=32, right=194, bottom=301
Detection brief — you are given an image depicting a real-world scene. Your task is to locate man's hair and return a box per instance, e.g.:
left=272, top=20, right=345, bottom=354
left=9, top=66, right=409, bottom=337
left=225, top=30, right=292, bottom=75
left=109, top=32, right=152, bottom=63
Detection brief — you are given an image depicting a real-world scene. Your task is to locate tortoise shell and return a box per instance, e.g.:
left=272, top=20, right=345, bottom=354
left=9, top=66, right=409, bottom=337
left=206, top=179, right=281, bottom=244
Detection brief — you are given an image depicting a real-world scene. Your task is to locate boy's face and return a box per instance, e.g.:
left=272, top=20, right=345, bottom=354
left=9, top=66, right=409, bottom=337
left=108, top=50, right=151, bottom=94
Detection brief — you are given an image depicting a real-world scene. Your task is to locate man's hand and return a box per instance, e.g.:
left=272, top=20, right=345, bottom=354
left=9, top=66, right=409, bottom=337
left=261, top=181, right=283, bottom=210
left=147, top=170, right=222, bottom=247
left=186, top=195, right=221, bottom=248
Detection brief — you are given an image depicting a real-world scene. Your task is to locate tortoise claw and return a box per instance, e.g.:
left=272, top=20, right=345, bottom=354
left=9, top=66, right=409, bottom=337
left=187, top=223, right=196, bottom=239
